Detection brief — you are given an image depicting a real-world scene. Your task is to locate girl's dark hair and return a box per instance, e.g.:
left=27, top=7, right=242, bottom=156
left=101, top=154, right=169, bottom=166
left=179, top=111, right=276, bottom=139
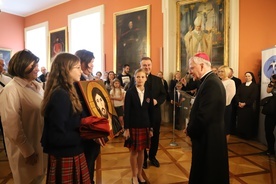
left=8, top=49, right=39, bottom=78
left=106, top=71, right=115, bottom=84
left=75, top=49, right=95, bottom=69
left=42, top=53, right=82, bottom=115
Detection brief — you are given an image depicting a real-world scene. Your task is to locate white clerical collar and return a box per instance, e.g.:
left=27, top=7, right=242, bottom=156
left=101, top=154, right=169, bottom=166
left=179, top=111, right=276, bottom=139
left=245, top=81, right=252, bottom=86
left=200, top=70, right=212, bottom=79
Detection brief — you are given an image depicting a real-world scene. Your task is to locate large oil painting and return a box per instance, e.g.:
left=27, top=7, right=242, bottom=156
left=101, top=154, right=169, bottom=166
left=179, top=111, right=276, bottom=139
left=177, top=0, right=229, bottom=72
left=114, top=5, right=150, bottom=75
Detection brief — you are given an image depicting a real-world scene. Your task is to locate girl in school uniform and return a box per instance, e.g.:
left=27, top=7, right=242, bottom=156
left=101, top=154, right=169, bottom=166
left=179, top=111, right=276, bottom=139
left=41, top=53, right=90, bottom=184
left=124, top=68, right=153, bottom=184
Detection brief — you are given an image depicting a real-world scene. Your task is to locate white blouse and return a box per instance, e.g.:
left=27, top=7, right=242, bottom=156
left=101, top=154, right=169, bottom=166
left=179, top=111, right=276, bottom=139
left=136, top=87, right=144, bottom=106
left=110, top=88, right=125, bottom=107
left=222, top=79, right=236, bottom=106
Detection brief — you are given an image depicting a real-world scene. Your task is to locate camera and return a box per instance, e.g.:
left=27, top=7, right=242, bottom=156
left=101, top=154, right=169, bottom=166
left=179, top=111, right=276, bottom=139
left=268, top=74, right=276, bottom=88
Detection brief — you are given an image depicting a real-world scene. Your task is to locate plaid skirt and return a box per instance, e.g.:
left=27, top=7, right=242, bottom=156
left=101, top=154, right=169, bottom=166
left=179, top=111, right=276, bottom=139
left=46, top=153, right=91, bottom=184
left=124, top=128, right=151, bottom=151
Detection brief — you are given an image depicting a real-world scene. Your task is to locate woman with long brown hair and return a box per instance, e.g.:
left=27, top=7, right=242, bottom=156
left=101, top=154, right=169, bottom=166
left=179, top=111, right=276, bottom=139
left=41, top=53, right=90, bottom=184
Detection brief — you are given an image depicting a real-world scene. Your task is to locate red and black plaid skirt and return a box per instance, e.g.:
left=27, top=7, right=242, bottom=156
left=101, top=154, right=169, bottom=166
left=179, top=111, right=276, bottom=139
left=124, top=128, right=151, bottom=151
left=46, top=153, right=91, bottom=184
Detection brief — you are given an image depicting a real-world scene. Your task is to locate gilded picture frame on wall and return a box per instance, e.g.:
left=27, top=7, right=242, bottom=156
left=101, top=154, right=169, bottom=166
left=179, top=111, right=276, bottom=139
left=176, top=0, right=229, bottom=72
left=114, top=5, right=150, bottom=75
left=49, top=27, right=68, bottom=60
left=0, top=48, right=12, bottom=71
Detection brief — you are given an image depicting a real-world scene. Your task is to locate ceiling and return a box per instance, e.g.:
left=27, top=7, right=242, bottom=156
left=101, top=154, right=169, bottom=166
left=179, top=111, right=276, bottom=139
left=0, top=0, right=70, bottom=17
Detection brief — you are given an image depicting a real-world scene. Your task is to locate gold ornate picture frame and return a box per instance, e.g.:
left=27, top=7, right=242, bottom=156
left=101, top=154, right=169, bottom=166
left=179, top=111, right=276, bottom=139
left=49, top=27, right=68, bottom=59
left=114, top=5, right=150, bottom=75
left=177, top=0, right=229, bottom=72
left=77, top=80, right=120, bottom=139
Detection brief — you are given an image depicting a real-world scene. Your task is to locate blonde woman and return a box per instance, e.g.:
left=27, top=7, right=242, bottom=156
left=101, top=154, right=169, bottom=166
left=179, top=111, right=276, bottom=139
left=218, top=65, right=236, bottom=142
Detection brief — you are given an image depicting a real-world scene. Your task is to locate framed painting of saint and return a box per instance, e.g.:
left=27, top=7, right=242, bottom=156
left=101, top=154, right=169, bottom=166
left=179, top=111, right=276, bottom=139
left=177, top=0, right=229, bottom=72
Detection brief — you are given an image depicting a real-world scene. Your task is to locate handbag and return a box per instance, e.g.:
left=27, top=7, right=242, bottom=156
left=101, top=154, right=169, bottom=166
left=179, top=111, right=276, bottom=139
left=261, top=96, right=276, bottom=115
left=80, top=116, right=110, bottom=139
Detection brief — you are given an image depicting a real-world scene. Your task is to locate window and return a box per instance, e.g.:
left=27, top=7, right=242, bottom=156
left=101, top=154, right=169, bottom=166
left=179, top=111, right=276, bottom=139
left=68, top=5, right=104, bottom=75
left=25, top=22, right=48, bottom=75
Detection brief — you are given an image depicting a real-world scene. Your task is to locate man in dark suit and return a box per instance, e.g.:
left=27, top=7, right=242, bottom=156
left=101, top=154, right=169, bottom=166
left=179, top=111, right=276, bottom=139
left=129, top=57, right=166, bottom=168
left=229, top=68, right=242, bottom=135
left=169, top=82, right=185, bottom=130
left=141, top=57, right=166, bottom=168
left=186, top=53, right=229, bottom=184
left=38, top=66, right=47, bottom=82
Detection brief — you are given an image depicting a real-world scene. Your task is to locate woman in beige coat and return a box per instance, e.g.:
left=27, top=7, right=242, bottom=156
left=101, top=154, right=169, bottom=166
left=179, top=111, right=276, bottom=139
left=0, top=50, right=47, bottom=183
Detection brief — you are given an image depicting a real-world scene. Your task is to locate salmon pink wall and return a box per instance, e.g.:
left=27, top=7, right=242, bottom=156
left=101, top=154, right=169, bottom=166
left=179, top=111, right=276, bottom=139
left=3, top=1, right=276, bottom=80
left=0, top=12, right=24, bottom=54
left=25, top=0, right=163, bottom=74
left=239, top=0, right=276, bottom=83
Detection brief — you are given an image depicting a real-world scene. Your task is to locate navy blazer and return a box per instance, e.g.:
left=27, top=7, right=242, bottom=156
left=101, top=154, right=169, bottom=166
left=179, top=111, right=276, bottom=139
left=41, top=88, right=83, bottom=157
left=124, top=86, right=153, bottom=129
left=129, top=73, right=166, bottom=126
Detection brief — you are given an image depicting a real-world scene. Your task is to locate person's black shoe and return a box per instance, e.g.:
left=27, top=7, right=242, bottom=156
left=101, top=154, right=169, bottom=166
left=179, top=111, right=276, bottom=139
left=260, top=150, right=275, bottom=156
left=266, top=150, right=275, bottom=156
left=149, top=157, right=160, bottom=167
left=143, top=160, right=148, bottom=169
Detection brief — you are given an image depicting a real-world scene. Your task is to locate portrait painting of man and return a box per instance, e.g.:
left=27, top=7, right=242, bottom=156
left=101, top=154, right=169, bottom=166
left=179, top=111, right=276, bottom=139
left=114, top=5, right=150, bottom=75
left=49, top=27, right=67, bottom=59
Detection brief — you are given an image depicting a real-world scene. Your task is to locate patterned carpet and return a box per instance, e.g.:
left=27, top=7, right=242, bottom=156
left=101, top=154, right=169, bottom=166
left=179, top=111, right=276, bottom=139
left=0, top=124, right=275, bottom=184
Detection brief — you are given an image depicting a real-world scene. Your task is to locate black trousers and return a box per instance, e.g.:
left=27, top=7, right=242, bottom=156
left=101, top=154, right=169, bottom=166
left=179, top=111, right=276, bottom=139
left=144, top=119, right=161, bottom=160
left=230, top=102, right=238, bottom=134
left=265, top=115, right=276, bottom=152
left=83, top=140, right=101, bottom=184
